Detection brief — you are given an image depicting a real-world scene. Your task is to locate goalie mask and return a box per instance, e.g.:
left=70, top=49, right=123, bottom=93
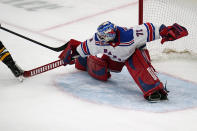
left=97, top=21, right=116, bottom=42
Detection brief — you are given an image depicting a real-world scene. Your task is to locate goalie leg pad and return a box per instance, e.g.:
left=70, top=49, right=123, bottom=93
left=143, top=49, right=151, bottom=62
left=125, top=49, right=164, bottom=98
left=75, top=56, right=87, bottom=71
left=101, top=54, right=124, bottom=72
left=87, top=55, right=109, bottom=81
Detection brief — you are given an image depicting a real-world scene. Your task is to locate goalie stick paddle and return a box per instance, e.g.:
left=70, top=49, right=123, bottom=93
left=23, top=59, right=64, bottom=77
left=0, top=24, right=68, bottom=52
left=23, top=54, right=81, bottom=77
left=23, top=54, right=80, bottom=77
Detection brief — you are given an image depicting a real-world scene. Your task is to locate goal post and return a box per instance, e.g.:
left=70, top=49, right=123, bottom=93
left=138, top=0, right=143, bottom=25
left=138, top=0, right=197, bottom=59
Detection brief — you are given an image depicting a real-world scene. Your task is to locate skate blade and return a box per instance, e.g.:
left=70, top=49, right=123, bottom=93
left=146, top=98, right=169, bottom=103
left=17, top=76, right=24, bottom=82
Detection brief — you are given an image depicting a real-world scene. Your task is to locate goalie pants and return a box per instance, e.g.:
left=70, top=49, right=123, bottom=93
left=75, top=49, right=164, bottom=97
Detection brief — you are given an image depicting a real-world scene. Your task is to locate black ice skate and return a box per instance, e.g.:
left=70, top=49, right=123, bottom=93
left=6, top=58, right=24, bottom=78
left=0, top=41, right=24, bottom=80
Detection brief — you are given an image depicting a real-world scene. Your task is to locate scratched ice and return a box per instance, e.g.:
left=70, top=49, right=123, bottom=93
left=55, top=67, right=197, bottom=113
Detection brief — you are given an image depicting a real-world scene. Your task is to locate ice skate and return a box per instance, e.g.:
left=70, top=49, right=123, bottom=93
left=146, top=90, right=168, bottom=103
left=0, top=41, right=24, bottom=81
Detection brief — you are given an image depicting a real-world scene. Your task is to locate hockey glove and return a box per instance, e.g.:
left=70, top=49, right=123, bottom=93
left=58, top=39, right=81, bottom=65
left=159, top=23, right=188, bottom=44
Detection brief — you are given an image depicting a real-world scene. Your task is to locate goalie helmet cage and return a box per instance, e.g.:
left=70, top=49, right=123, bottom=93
left=138, top=0, right=197, bottom=60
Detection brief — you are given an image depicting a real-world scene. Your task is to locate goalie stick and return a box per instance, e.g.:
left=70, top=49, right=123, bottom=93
left=23, top=59, right=64, bottom=77
left=0, top=24, right=68, bottom=52
left=0, top=27, right=79, bottom=78
left=23, top=54, right=80, bottom=77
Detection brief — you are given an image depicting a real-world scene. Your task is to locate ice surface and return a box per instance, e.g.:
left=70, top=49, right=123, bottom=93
left=55, top=68, right=197, bottom=113
left=0, top=0, right=197, bottom=131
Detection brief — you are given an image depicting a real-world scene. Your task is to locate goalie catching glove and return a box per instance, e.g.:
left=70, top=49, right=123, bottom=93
left=58, top=39, right=81, bottom=65
left=159, top=23, right=188, bottom=44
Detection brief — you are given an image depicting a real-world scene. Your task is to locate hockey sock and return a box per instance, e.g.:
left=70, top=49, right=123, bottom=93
left=0, top=41, right=11, bottom=63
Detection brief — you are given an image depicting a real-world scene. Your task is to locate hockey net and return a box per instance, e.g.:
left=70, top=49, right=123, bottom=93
left=139, top=0, right=197, bottom=60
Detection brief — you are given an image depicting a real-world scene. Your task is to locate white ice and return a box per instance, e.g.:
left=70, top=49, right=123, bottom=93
left=0, top=0, right=197, bottom=131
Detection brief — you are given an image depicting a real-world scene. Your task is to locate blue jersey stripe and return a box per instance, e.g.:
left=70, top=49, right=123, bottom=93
left=150, top=23, right=155, bottom=40
left=81, top=41, right=90, bottom=55
left=144, top=23, right=150, bottom=42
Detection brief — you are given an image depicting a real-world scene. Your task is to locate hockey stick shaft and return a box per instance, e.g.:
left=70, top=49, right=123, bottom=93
left=0, top=25, right=67, bottom=52
left=23, top=59, right=64, bottom=77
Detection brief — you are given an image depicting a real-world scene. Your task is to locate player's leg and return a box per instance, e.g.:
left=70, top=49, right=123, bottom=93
left=75, top=54, right=124, bottom=71
left=75, top=56, right=87, bottom=71
left=101, top=54, right=124, bottom=72
left=75, top=54, right=124, bottom=81
left=125, top=49, right=168, bottom=102
left=83, top=55, right=125, bottom=81
left=86, top=55, right=110, bottom=81
left=0, top=41, right=23, bottom=77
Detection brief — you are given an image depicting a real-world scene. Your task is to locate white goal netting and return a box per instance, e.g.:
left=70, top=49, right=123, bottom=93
left=142, top=0, right=197, bottom=60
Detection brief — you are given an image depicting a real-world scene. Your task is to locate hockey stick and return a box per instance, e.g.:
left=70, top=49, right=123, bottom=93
left=23, top=54, right=80, bottom=77
left=23, top=59, right=64, bottom=77
left=0, top=24, right=67, bottom=52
